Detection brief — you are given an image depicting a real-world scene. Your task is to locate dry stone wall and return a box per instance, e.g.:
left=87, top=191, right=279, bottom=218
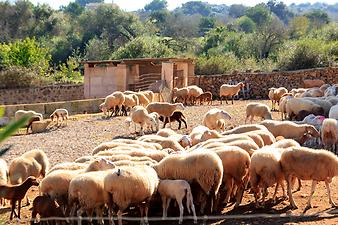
left=192, top=67, right=338, bottom=99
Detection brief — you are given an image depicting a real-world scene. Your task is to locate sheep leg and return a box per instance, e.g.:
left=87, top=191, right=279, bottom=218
left=272, top=183, right=279, bottom=203
left=225, top=97, right=228, bottom=104
left=325, top=180, right=337, bottom=208
left=245, top=115, right=249, bottom=124
left=168, top=117, right=172, bottom=129
left=144, top=201, right=150, bottom=225
left=231, top=96, right=234, bottom=104
left=297, top=178, right=302, bottom=192
left=223, top=177, right=234, bottom=204
left=117, top=210, right=123, bottom=225
left=165, top=198, right=171, bottom=219
left=177, top=198, right=184, bottom=224
left=286, top=176, right=298, bottom=209
left=305, top=180, right=317, bottom=211
left=161, top=196, right=167, bottom=219
left=10, top=200, right=16, bottom=220
left=234, top=182, right=244, bottom=208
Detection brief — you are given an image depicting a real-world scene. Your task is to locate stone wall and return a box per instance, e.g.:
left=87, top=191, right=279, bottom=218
left=0, top=84, right=84, bottom=105
left=192, top=67, right=338, bottom=99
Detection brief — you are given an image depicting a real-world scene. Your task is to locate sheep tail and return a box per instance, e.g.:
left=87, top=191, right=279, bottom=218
left=186, top=186, right=194, bottom=214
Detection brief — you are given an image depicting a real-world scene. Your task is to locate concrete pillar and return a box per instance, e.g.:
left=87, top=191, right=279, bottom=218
left=161, top=62, right=174, bottom=90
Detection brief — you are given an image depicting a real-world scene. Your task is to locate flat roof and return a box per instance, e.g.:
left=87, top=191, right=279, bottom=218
left=83, top=57, right=194, bottom=66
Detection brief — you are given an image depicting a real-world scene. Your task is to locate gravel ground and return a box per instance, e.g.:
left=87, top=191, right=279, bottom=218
left=1, top=100, right=338, bottom=224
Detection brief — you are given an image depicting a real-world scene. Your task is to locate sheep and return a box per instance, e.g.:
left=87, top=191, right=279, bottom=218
left=47, top=162, right=88, bottom=174
left=250, top=148, right=286, bottom=208
left=123, top=94, right=139, bottom=114
left=153, top=151, right=223, bottom=214
left=31, top=195, right=65, bottom=225
left=172, top=87, right=189, bottom=104
left=40, top=169, right=83, bottom=210
left=202, top=108, right=231, bottom=132
left=329, top=104, right=338, bottom=119
left=104, top=166, right=159, bottom=225
left=324, top=85, right=337, bottom=97
left=222, top=124, right=268, bottom=135
left=50, top=108, right=69, bottom=126
left=245, top=130, right=276, bottom=146
left=187, top=85, right=204, bottom=105
left=279, top=95, right=293, bottom=120
left=189, top=125, right=210, bottom=146
left=93, top=154, right=157, bottom=165
left=303, top=79, right=325, bottom=88
left=100, top=91, right=125, bottom=117
left=219, top=82, right=245, bottom=104
left=0, top=159, right=8, bottom=206
left=268, top=87, right=288, bottom=111
left=280, top=147, right=338, bottom=211
left=297, top=114, right=325, bottom=129
left=137, top=135, right=185, bottom=152
left=156, top=129, right=192, bottom=148
left=142, top=90, right=155, bottom=103
left=92, top=140, right=162, bottom=155
left=214, top=148, right=251, bottom=208
left=300, top=88, right=324, bottom=98
left=260, top=120, right=320, bottom=141
left=303, top=97, right=333, bottom=117
left=290, top=88, right=308, bottom=96
left=321, top=119, right=338, bottom=153
left=157, top=128, right=179, bottom=137
left=158, top=179, right=197, bottom=224
left=130, top=106, right=158, bottom=135
left=68, top=171, right=111, bottom=225
left=14, top=110, right=43, bottom=134
left=135, top=92, right=150, bottom=106
left=97, top=149, right=169, bottom=162
left=269, top=139, right=300, bottom=148
left=159, top=111, right=187, bottom=130
left=146, top=102, right=185, bottom=129
left=245, top=103, right=272, bottom=123
left=196, top=91, right=213, bottom=105
left=0, top=176, right=39, bottom=220
left=285, top=98, right=324, bottom=121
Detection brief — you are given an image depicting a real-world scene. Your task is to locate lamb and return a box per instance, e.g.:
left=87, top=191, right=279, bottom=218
left=268, top=87, right=288, bottom=111
left=100, top=91, right=125, bottom=117
left=158, top=179, right=197, bottom=224
left=260, top=120, right=320, bottom=141
left=285, top=98, right=324, bottom=121
left=202, top=108, right=231, bottom=132
left=172, top=87, right=189, bottom=104
left=329, top=104, right=338, bottom=119
left=187, top=85, right=204, bottom=105
left=153, top=151, right=223, bottom=213
left=245, top=103, right=272, bottom=123
left=280, top=147, right=338, bottom=211
left=250, top=148, right=286, bottom=208
left=0, top=159, right=8, bottom=206
left=321, top=119, right=338, bottom=153
left=0, top=176, right=39, bottom=220
left=31, top=195, right=65, bottom=225
left=196, top=91, right=213, bottom=105
left=219, top=82, right=245, bottom=104
left=104, top=166, right=159, bottom=225
left=14, top=110, right=43, bottom=134
left=159, top=111, right=187, bottom=130
left=222, top=124, right=268, bottom=135
left=146, top=102, right=185, bottom=128
left=50, top=108, right=69, bottom=126
left=68, top=171, right=111, bottom=225
left=130, top=106, right=158, bottom=135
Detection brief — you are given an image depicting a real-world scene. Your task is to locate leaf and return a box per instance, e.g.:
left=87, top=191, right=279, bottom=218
left=0, top=107, right=4, bottom=118
left=0, top=145, right=12, bottom=157
left=0, top=115, right=30, bottom=143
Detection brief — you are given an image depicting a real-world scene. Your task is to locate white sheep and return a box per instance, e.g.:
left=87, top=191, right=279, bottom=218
left=137, top=135, right=185, bottom=152
left=269, top=139, right=300, bottom=148
left=153, top=151, right=223, bottom=214
left=172, top=87, right=189, bottom=104
left=202, top=108, right=231, bottom=132
left=123, top=94, right=139, bottom=113
left=245, top=103, right=272, bottom=123
left=285, top=98, right=323, bottom=121
left=189, top=125, right=211, bottom=146
left=222, top=124, right=269, bottom=135
left=303, top=97, right=333, bottom=117
left=135, top=92, right=150, bottom=106
left=268, top=87, right=288, bottom=111
left=129, top=106, right=158, bottom=135
left=280, top=147, right=338, bottom=211
left=100, top=91, right=125, bottom=117
left=329, top=104, right=338, bottom=119
left=47, top=162, right=88, bottom=174
left=104, top=166, right=159, bottom=225
left=321, top=118, right=338, bottom=153
left=219, top=82, right=245, bottom=104
left=187, top=85, right=203, bottom=105
left=14, top=110, right=43, bottom=134
left=96, top=148, right=169, bottom=162
left=156, top=129, right=192, bottom=148
left=0, top=159, right=8, bottom=206
left=142, top=90, right=155, bottom=103
left=146, top=102, right=185, bottom=129
left=50, top=108, right=69, bottom=126
left=158, top=179, right=197, bottom=224
left=279, top=95, right=293, bottom=120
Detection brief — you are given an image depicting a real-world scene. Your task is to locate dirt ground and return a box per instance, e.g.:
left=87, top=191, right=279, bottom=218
left=1, top=100, right=338, bottom=224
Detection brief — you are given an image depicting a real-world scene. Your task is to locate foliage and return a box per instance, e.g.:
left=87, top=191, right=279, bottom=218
left=235, top=16, right=256, bottom=33
left=53, top=56, right=82, bottom=83
left=84, top=37, right=111, bottom=61
left=305, top=9, right=330, bottom=28
left=266, top=0, right=293, bottom=24
left=178, top=1, right=211, bottom=17
left=199, top=17, right=216, bottom=36
left=245, top=4, right=272, bottom=27
left=62, top=2, right=85, bottom=17
left=228, top=4, right=247, bottom=18
left=288, top=16, right=310, bottom=39
left=75, top=0, right=103, bottom=7
left=144, top=0, right=167, bottom=12
left=112, top=36, right=175, bottom=59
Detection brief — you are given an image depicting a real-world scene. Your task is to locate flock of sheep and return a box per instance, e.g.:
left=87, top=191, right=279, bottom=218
left=0, top=80, right=338, bottom=225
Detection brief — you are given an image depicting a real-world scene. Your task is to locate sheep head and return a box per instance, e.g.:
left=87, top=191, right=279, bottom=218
left=221, top=110, right=232, bottom=120
left=305, top=125, right=320, bottom=138
left=26, top=176, right=39, bottom=186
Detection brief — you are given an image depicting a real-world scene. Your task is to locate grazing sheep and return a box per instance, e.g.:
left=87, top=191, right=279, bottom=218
left=219, top=82, right=245, bottom=104
left=137, top=135, right=185, bottom=152
left=246, top=130, right=276, bottom=146
left=135, top=92, right=150, bottom=106
left=279, top=95, right=293, bottom=120
left=153, top=151, right=223, bottom=214
left=92, top=140, right=161, bottom=155
left=104, top=166, right=159, bottom=225
left=300, top=88, right=324, bottom=98
left=197, top=91, right=213, bottom=105
left=303, top=79, right=325, bottom=88
left=329, top=104, right=338, bottom=119
left=68, top=171, right=111, bottom=225
left=172, top=87, right=189, bottom=104
left=97, top=149, right=169, bottom=162
left=0, top=159, right=8, bottom=206
left=159, top=111, right=187, bottom=130
left=285, top=98, right=324, bottom=121
left=280, top=147, right=338, bottom=210
left=270, top=139, right=300, bottom=148
left=303, top=97, right=333, bottom=117
left=158, top=179, right=197, bottom=224
left=222, top=124, right=268, bottom=135
left=245, top=103, right=272, bottom=123
left=156, top=129, right=192, bottom=149
left=123, top=94, right=139, bottom=114
left=260, top=120, right=320, bottom=141
left=157, top=128, right=179, bottom=137
left=321, top=119, right=338, bottom=153
left=202, top=108, right=231, bottom=132
left=14, top=110, right=43, bottom=134
left=130, top=106, right=158, bottom=135
left=290, top=88, right=308, bottom=96
left=50, top=108, right=69, bottom=126
left=48, top=162, right=88, bottom=174
left=31, top=195, right=65, bottom=225
left=189, top=125, right=211, bottom=146
left=187, top=85, right=204, bottom=105
left=100, top=91, right=125, bottom=117
left=0, top=176, right=39, bottom=220
left=146, top=102, right=185, bottom=129
left=268, top=87, right=288, bottom=111
left=142, top=90, right=155, bottom=103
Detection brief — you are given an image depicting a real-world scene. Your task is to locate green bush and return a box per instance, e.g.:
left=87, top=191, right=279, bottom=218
left=195, top=53, right=239, bottom=75
left=53, top=57, right=82, bottom=83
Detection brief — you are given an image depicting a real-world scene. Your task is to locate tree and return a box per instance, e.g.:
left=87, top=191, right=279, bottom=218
left=305, top=10, right=329, bottom=29
left=199, top=16, right=216, bottom=36
left=235, top=16, right=256, bottom=33
left=179, top=1, right=211, bottom=17
left=162, top=13, right=200, bottom=38
left=84, top=37, right=111, bottom=60
left=246, top=4, right=272, bottom=27
left=144, top=0, right=167, bottom=12
left=75, top=0, right=103, bottom=7
left=228, top=4, right=247, bottom=18
left=288, top=16, right=309, bottom=39
left=266, top=0, right=293, bottom=24
left=62, top=2, right=84, bottom=17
